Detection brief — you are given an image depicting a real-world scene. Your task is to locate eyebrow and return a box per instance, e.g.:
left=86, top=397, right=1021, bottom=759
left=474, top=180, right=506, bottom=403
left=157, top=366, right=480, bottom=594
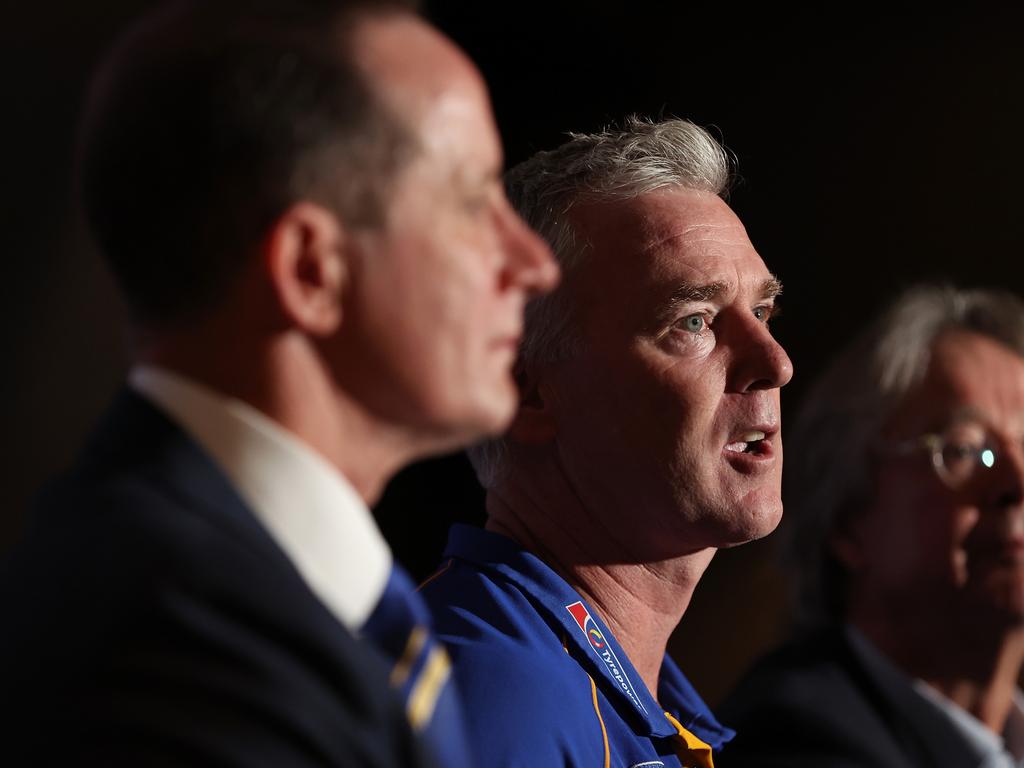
left=666, top=281, right=727, bottom=304
left=944, top=407, right=988, bottom=426
left=761, top=276, right=784, bottom=299
left=663, top=275, right=784, bottom=309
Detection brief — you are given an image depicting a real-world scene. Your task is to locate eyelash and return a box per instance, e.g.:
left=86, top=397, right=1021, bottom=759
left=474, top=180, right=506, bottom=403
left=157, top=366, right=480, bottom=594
left=754, top=304, right=778, bottom=323
left=677, top=312, right=712, bottom=334
left=674, top=304, right=777, bottom=335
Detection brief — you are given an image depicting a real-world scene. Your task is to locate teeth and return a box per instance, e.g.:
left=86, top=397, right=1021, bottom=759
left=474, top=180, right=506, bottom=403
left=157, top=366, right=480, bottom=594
left=725, top=431, right=768, bottom=454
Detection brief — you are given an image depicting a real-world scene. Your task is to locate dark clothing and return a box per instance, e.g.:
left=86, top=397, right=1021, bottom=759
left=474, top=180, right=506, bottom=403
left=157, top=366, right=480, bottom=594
left=0, top=390, right=432, bottom=767
left=718, top=627, right=987, bottom=767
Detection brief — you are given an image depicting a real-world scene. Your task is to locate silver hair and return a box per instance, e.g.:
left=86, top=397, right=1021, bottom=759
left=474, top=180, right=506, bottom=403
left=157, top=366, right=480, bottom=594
left=786, top=284, right=1024, bottom=628
left=468, top=116, right=734, bottom=489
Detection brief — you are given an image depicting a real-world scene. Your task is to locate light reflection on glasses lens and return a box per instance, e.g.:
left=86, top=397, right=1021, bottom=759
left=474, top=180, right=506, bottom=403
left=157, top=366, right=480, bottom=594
left=929, top=423, right=996, bottom=488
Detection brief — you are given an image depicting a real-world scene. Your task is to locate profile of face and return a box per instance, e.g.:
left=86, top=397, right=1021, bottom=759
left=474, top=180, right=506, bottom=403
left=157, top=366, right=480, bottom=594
left=841, top=331, right=1024, bottom=626
left=333, top=14, right=558, bottom=450
left=537, top=188, right=793, bottom=558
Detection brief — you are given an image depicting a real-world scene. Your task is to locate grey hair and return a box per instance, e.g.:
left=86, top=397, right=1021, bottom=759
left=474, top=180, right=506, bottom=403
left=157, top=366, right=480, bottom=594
left=469, top=116, right=734, bottom=489
left=786, top=284, right=1024, bottom=628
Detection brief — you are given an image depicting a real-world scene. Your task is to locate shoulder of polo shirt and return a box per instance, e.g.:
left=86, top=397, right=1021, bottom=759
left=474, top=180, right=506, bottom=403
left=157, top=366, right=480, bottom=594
left=445, top=635, right=612, bottom=765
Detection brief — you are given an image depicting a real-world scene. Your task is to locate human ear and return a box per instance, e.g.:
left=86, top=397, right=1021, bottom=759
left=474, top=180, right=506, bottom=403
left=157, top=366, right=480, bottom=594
left=507, top=361, right=557, bottom=444
left=263, top=201, right=346, bottom=336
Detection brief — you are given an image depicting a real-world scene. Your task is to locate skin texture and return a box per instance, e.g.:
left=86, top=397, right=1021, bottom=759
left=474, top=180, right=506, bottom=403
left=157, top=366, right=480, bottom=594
left=843, top=330, right=1024, bottom=732
left=489, top=187, right=792, bottom=693
left=146, top=13, right=558, bottom=503
left=338, top=15, right=559, bottom=450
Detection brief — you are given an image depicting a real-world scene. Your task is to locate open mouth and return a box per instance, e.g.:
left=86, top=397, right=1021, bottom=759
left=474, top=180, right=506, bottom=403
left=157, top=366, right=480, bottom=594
left=725, top=430, right=769, bottom=455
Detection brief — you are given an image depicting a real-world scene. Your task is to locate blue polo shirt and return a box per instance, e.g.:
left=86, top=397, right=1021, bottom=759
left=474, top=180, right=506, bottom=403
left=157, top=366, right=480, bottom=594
left=420, top=525, right=734, bottom=768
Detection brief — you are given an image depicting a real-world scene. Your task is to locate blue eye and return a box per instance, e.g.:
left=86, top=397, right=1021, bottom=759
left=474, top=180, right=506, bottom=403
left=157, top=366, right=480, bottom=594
left=680, top=314, right=706, bottom=333
left=753, top=305, right=775, bottom=323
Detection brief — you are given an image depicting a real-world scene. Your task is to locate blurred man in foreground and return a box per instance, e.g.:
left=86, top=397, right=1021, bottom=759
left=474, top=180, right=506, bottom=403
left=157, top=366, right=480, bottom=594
left=0, top=1, right=557, bottom=765
left=721, top=285, right=1024, bottom=767
left=421, top=117, right=793, bottom=767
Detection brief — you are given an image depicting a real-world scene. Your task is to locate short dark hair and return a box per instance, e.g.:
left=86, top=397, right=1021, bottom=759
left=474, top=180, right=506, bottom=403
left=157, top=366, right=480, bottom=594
left=79, top=0, right=419, bottom=328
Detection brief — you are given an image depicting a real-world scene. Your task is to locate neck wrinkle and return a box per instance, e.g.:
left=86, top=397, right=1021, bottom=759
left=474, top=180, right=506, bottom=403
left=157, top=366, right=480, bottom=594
left=485, top=471, right=716, bottom=699
left=141, top=330, right=418, bottom=506
left=919, top=629, right=1024, bottom=735
left=853, top=602, right=1024, bottom=734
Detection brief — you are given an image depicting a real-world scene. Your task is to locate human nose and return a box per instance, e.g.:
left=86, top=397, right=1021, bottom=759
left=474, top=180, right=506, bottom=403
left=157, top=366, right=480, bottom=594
left=728, top=313, right=794, bottom=393
left=984, top=435, right=1024, bottom=510
left=496, top=200, right=560, bottom=296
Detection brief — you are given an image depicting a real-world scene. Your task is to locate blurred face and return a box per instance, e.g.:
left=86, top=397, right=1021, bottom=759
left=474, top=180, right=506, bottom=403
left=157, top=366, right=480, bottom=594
left=336, top=15, right=558, bottom=449
left=848, top=332, right=1024, bottom=625
left=542, top=189, right=793, bottom=558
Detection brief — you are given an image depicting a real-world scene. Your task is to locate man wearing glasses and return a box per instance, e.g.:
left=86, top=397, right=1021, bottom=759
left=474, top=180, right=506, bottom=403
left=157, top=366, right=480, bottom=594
left=720, top=285, right=1024, bottom=767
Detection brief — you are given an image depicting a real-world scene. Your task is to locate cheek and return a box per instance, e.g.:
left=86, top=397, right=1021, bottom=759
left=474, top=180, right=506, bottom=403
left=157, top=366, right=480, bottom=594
left=620, top=364, right=699, bottom=447
left=551, top=362, right=648, bottom=482
left=863, top=474, right=957, bottom=576
left=951, top=506, right=983, bottom=580
left=412, top=247, right=496, bottom=343
left=657, top=367, right=720, bottom=445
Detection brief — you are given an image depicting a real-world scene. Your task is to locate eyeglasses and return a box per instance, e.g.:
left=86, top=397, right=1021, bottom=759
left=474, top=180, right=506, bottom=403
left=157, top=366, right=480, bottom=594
left=886, top=420, right=998, bottom=489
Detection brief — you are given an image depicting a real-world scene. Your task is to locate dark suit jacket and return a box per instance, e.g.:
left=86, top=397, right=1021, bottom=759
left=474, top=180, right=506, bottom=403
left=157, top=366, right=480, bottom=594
left=0, top=389, right=433, bottom=767
left=717, top=627, right=986, bottom=767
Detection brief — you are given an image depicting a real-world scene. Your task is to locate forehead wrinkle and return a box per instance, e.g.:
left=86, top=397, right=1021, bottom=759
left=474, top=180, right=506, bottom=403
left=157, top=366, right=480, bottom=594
left=638, top=228, right=752, bottom=256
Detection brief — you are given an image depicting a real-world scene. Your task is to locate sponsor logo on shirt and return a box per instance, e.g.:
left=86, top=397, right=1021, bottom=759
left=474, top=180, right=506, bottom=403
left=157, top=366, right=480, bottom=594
left=566, top=600, right=648, bottom=715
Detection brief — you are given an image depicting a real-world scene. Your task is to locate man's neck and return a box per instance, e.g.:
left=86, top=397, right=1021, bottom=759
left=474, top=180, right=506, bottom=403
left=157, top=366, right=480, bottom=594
left=141, top=329, right=417, bottom=505
left=485, top=479, right=715, bottom=697
left=852, top=601, right=1024, bottom=734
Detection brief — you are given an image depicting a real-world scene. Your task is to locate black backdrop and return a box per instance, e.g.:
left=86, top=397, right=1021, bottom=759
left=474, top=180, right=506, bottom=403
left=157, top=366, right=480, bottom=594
left=6, top=2, right=1024, bottom=705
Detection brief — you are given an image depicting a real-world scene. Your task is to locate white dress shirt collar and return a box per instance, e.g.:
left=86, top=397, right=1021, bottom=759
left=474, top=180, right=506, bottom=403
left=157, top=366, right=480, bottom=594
left=911, top=681, right=1024, bottom=768
left=847, top=625, right=1024, bottom=767
left=130, top=364, right=392, bottom=630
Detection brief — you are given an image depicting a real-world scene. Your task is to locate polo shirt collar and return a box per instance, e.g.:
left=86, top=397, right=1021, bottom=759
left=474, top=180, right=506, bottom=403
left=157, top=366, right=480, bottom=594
left=443, top=524, right=734, bottom=750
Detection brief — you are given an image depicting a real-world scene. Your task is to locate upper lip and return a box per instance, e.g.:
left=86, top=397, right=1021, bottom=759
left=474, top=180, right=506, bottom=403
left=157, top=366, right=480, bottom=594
left=965, top=513, right=1024, bottom=558
left=969, top=519, right=1024, bottom=555
left=726, top=422, right=779, bottom=444
left=968, top=537, right=1024, bottom=565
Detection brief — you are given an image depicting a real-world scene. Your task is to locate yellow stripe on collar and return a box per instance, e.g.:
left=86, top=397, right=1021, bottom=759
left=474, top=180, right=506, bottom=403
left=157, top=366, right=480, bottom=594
left=664, top=711, right=714, bottom=768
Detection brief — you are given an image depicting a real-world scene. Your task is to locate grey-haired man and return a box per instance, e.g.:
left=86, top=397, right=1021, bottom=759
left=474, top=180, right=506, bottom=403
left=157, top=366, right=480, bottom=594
left=722, top=285, right=1024, bottom=767
left=422, top=118, right=793, bottom=767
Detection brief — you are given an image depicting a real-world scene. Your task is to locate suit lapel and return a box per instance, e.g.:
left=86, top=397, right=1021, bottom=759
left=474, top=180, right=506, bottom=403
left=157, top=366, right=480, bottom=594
left=80, top=388, right=309, bottom=584
left=837, top=628, right=984, bottom=766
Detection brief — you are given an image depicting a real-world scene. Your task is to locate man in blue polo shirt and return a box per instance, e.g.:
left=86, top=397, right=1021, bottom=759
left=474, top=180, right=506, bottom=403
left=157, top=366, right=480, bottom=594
left=421, top=117, right=794, bottom=767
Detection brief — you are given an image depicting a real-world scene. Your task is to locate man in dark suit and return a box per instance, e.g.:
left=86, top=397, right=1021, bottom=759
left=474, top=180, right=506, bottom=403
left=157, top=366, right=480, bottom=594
left=0, top=1, right=557, bottom=765
left=719, top=286, right=1024, bottom=767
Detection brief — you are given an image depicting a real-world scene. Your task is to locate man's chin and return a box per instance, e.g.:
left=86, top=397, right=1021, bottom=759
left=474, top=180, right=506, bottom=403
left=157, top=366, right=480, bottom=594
left=963, top=570, right=1024, bottom=628
left=422, top=385, right=517, bottom=451
left=718, top=495, right=784, bottom=548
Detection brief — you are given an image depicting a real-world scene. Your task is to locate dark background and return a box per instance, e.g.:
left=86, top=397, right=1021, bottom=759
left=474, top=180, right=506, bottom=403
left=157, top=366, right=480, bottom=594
left=5, top=2, right=1024, bottom=707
